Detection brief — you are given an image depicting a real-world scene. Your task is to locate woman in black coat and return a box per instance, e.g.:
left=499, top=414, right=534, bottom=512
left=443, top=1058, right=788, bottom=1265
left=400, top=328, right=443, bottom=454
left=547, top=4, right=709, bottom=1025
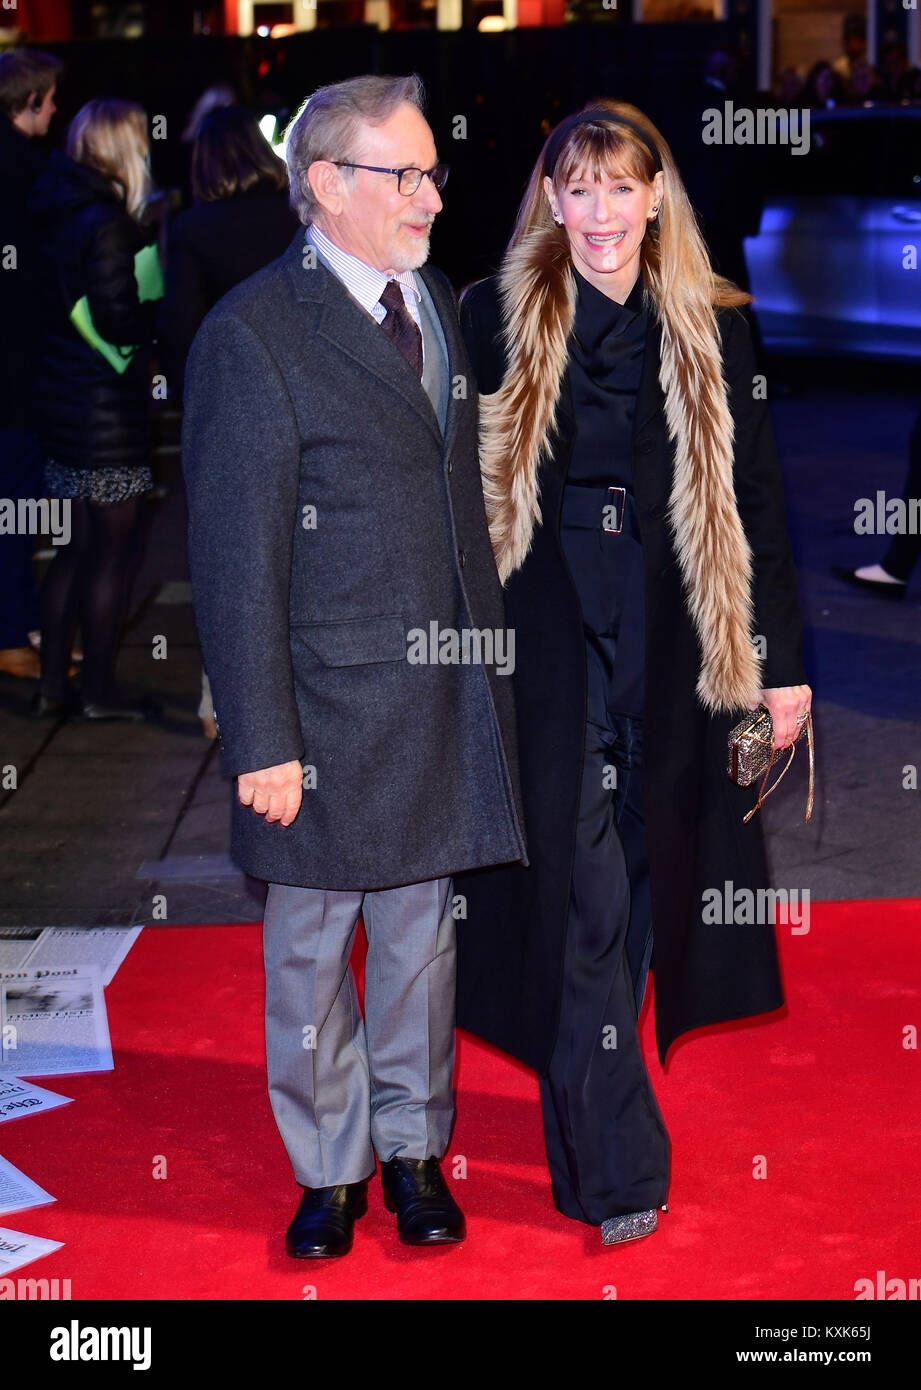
left=455, top=102, right=812, bottom=1244
left=158, top=104, right=300, bottom=401
left=158, top=105, right=300, bottom=737
left=31, top=98, right=159, bottom=719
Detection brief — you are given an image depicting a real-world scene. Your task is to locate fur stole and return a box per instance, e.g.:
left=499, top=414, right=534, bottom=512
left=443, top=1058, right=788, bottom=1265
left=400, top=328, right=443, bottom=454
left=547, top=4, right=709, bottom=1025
left=478, top=228, right=762, bottom=714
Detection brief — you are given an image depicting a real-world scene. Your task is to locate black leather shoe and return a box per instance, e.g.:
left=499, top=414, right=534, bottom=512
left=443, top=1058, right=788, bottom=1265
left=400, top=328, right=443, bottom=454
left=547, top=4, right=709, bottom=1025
left=284, top=1181, right=368, bottom=1259
left=380, top=1157, right=466, bottom=1246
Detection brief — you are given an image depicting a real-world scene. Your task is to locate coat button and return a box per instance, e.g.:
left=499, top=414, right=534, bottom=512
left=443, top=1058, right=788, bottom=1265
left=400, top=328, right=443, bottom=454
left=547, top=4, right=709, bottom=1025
left=637, top=438, right=655, bottom=454
left=649, top=502, right=666, bottom=520
left=458, top=548, right=466, bottom=567
left=447, top=460, right=453, bottom=474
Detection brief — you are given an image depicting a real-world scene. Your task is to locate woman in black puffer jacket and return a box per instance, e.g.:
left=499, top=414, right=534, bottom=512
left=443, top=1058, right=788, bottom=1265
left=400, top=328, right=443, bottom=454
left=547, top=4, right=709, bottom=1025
left=30, top=98, right=158, bottom=719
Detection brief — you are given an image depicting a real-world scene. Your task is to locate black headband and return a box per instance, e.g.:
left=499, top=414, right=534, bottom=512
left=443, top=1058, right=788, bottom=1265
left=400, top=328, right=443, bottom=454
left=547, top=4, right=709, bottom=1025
left=543, top=108, right=662, bottom=179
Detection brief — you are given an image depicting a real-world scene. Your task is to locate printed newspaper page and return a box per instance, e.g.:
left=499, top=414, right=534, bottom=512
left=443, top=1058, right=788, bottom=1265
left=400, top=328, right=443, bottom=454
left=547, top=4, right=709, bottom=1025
left=0, top=926, right=141, bottom=987
left=0, top=1155, right=56, bottom=1217
left=0, top=930, right=43, bottom=972
left=0, top=966, right=113, bottom=1078
left=0, top=1077, right=74, bottom=1125
left=0, top=1226, right=63, bottom=1275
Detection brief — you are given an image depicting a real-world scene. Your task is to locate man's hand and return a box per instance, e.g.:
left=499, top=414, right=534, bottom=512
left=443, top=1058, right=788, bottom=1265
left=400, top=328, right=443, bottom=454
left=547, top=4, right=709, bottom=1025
left=757, top=685, right=813, bottom=750
left=237, top=760, right=303, bottom=826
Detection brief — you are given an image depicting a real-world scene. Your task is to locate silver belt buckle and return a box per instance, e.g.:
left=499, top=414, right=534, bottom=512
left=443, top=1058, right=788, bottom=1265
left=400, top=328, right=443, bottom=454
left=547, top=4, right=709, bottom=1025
left=603, top=485, right=626, bottom=534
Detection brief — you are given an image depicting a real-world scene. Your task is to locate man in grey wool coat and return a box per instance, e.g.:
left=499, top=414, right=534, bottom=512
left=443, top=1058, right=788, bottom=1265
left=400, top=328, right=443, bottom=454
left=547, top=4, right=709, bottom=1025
left=182, top=74, right=526, bottom=1260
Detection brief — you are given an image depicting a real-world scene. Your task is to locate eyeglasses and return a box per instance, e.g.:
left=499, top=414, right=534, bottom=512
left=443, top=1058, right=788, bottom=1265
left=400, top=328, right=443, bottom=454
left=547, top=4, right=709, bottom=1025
left=333, top=162, right=450, bottom=196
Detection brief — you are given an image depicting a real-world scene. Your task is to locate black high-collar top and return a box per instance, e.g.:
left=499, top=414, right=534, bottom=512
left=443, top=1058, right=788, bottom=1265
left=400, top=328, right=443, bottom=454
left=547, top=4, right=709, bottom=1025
left=565, top=265, right=649, bottom=489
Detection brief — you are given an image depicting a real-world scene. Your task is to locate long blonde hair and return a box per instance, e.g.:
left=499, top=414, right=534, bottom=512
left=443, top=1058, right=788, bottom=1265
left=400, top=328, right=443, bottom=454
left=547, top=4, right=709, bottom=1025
left=482, top=100, right=763, bottom=710
left=67, top=99, right=152, bottom=221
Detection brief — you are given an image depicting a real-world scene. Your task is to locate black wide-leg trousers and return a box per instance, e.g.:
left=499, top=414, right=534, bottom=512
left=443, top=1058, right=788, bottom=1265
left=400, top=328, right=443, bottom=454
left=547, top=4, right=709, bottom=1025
left=538, top=704, right=671, bottom=1225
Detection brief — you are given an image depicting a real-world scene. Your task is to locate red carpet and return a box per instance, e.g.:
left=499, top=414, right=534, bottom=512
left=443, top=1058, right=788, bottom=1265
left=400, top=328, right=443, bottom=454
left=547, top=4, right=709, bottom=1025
left=2, top=899, right=919, bottom=1300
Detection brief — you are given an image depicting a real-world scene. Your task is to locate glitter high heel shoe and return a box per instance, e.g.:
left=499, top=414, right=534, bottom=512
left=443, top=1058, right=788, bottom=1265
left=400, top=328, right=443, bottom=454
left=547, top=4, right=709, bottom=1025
left=600, top=1204, right=667, bottom=1246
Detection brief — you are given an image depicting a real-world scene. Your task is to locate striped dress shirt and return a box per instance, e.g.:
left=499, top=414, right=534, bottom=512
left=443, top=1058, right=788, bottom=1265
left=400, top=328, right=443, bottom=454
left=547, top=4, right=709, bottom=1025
left=306, top=223, right=425, bottom=366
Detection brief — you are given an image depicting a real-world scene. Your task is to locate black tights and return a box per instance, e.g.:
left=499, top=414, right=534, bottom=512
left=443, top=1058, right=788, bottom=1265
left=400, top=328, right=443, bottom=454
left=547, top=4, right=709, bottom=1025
left=40, top=496, right=142, bottom=703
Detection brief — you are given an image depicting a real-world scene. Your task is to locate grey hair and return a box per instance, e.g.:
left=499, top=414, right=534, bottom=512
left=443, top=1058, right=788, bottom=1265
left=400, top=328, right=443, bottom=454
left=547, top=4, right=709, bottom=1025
left=284, top=73, right=426, bottom=226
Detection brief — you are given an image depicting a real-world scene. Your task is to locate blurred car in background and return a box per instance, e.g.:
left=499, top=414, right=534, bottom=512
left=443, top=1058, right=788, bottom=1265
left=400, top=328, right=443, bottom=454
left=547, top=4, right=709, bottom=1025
left=744, top=108, right=921, bottom=360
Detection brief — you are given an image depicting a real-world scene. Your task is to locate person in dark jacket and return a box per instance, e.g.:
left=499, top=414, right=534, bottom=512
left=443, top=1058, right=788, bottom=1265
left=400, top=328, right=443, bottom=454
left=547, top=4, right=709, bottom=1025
left=0, top=48, right=61, bottom=680
left=159, top=104, right=299, bottom=400
left=876, top=38, right=921, bottom=104
left=183, top=75, right=526, bottom=1262
left=455, top=102, right=811, bottom=1245
left=30, top=98, right=160, bottom=720
left=160, top=105, right=301, bottom=738
left=674, top=47, right=765, bottom=296
left=833, top=401, right=921, bottom=598
left=803, top=61, right=846, bottom=109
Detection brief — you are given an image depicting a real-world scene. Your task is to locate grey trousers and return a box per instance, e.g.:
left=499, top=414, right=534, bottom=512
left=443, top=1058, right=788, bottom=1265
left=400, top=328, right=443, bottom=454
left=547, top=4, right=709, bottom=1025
left=262, top=876, right=456, bottom=1188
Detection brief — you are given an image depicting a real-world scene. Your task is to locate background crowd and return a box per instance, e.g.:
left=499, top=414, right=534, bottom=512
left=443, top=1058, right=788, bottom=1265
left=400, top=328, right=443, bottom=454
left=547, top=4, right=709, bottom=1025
left=0, top=48, right=298, bottom=718
left=1, top=24, right=918, bottom=721
left=774, top=17, right=921, bottom=108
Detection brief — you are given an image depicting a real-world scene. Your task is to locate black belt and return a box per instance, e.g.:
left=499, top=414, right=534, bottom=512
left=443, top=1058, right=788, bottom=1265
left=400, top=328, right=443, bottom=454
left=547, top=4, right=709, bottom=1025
left=560, top=484, right=642, bottom=541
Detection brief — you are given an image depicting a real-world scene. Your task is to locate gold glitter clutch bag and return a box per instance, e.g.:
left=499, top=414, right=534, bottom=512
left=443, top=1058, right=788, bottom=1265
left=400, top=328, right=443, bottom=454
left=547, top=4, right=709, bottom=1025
left=728, top=707, right=814, bottom=825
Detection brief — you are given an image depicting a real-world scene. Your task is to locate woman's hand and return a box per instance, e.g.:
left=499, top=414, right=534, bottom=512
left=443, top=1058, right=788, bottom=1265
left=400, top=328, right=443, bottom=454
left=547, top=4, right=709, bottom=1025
left=756, top=685, right=813, bottom=750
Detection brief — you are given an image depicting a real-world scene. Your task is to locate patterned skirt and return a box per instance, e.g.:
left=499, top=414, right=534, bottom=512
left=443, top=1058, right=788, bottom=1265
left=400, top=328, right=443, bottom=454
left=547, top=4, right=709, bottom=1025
left=44, top=460, right=153, bottom=505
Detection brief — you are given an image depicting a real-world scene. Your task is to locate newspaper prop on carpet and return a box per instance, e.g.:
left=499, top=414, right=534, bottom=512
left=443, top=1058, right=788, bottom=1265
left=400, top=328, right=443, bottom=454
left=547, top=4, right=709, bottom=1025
left=0, top=929, right=42, bottom=972
left=0, top=1226, right=63, bottom=1275
left=0, top=966, right=113, bottom=1078
left=0, top=1077, right=73, bottom=1125
left=0, top=1154, right=56, bottom=1217
left=0, top=926, right=141, bottom=986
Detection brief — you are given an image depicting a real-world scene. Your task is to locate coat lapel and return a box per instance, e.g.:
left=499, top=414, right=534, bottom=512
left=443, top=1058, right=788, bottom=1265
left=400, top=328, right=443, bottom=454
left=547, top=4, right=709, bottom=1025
left=282, top=232, right=443, bottom=449
left=417, top=264, right=465, bottom=462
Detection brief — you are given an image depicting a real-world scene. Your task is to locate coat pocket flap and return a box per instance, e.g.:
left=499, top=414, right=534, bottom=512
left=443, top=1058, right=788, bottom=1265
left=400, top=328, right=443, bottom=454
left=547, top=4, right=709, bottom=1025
left=293, top=614, right=406, bottom=667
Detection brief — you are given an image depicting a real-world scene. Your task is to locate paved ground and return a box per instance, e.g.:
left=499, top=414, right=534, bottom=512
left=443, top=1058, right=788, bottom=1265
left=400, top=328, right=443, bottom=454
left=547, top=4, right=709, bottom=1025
left=1, top=362, right=919, bottom=929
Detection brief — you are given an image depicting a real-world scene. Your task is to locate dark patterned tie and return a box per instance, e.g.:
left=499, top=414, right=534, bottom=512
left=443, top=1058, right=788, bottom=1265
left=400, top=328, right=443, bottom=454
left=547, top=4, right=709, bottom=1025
left=378, top=279, right=423, bottom=380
